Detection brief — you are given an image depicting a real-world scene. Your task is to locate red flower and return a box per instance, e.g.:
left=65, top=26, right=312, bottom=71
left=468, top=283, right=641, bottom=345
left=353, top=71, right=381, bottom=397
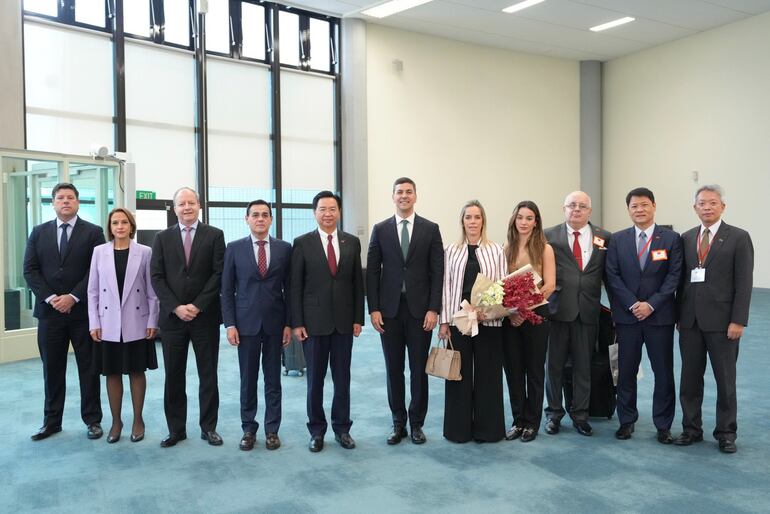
left=502, top=272, right=545, bottom=325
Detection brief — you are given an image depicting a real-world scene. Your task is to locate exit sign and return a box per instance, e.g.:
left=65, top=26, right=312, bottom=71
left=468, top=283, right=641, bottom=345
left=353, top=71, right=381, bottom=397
left=137, top=190, right=156, bottom=200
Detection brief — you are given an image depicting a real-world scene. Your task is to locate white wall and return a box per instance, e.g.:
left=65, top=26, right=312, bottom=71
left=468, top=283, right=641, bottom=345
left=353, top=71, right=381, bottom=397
left=365, top=24, right=580, bottom=246
left=604, top=12, right=770, bottom=287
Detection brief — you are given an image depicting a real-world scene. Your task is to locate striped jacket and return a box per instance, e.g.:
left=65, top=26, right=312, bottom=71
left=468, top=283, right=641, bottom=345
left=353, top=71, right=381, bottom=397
left=440, top=241, right=507, bottom=327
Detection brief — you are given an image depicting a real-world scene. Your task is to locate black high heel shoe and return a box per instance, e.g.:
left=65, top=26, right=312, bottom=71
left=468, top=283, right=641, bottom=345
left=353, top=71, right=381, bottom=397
left=107, top=422, right=123, bottom=444
left=130, top=422, right=145, bottom=443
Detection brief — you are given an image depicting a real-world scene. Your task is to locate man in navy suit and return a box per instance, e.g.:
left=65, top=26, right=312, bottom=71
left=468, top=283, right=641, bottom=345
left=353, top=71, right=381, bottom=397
left=23, top=182, right=105, bottom=441
left=221, top=200, right=292, bottom=452
left=367, top=177, right=443, bottom=445
left=291, top=191, right=364, bottom=453
left=605, top=187, right=683, bottom=443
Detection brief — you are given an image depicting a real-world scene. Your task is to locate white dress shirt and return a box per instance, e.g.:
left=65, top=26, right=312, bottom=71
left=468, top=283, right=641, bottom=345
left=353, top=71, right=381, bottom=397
left=318, top=228, right=340, bottom=265
left=179, top=220, right=200, bottom=243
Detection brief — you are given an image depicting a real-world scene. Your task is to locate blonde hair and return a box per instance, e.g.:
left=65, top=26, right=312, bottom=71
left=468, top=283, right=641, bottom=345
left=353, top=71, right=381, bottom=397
left=455, top=199, right=489, bottom=247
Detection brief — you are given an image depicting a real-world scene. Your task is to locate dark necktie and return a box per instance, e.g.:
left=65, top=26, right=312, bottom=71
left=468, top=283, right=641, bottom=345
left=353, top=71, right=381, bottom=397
left=183, top=227, right=193, bottom=266
left=638, top=232, right=649, bottom=269
left=256, top=240, right=267, bottom=277
left=572, top=231, right=582, bottom=270
left=699, top=229, right=710, bottom=264
left=400, top=220, right=410, bottom=259
left=59, top=223, right=69, bottom=261
left=327, top=234, right=337, bottom=277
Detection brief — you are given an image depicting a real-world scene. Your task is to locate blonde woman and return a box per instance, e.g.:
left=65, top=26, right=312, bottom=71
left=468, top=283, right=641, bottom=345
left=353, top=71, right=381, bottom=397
left=502, top=201, right=556, bottom=442
left=438, top=200, right=506, bottom=443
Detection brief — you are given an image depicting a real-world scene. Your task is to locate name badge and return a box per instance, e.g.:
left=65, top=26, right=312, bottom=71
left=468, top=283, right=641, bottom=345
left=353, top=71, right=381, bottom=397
left=651, top=249, right=668, bottom=261
left=691, top=268, right=705, bottom=283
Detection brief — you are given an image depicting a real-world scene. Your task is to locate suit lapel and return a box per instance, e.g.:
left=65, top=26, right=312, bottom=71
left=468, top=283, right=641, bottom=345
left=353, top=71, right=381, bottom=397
left=171, top=225, right=186, bottom=268
left=583, top=224, right=604, bottom=271
left=337, top=231, right=350, bottom=272
left=704, top=223, right=729, bottom=267
left=263, top=236, right=277, bottom=277
left=61, top=218, right=82, bottom=263
left=558, top=224, right=582, bottom=272
left=188, top=223, right=206, bottom=268
left=122, top=241, right=141, bottom=306
left=312, top=231, right=333, bottom=277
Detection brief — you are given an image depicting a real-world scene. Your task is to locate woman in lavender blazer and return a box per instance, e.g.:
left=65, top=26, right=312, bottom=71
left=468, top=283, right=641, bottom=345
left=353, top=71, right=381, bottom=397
left=88, top=207, right=159, bottom=443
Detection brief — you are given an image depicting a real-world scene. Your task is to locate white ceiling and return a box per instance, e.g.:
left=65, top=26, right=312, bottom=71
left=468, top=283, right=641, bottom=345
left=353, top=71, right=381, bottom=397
left=280, top=0, right=770, bottom=60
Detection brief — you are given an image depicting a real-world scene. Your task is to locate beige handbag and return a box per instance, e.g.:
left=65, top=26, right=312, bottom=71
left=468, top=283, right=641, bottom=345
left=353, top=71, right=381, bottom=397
left=425, top=334, right=462, bottom=381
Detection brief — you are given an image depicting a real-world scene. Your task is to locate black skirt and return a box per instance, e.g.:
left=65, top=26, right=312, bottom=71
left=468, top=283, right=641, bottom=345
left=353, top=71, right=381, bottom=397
left=93, top=338, right=158, bottom=376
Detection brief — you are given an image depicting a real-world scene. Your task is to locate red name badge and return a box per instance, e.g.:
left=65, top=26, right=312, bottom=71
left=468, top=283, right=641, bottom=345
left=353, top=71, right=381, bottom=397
left=651, top=249, right=668, bottom=261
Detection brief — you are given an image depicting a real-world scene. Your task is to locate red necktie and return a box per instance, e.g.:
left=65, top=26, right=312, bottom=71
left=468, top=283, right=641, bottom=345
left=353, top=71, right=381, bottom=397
left=572, top=231, right=583, bottom=270
left=327, top=234, right=337, bottom=277
left=256, top=240, right=267, bottom=277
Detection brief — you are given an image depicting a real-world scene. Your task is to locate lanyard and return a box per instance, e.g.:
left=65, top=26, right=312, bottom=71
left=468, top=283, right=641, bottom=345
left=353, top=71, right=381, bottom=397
left=637, top=233, right=653, bottom=262
left=697, top=230, right=714, bottom=267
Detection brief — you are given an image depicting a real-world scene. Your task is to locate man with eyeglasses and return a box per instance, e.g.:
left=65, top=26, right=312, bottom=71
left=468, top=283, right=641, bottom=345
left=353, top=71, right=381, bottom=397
left=542, top=191, right=611, bottom=438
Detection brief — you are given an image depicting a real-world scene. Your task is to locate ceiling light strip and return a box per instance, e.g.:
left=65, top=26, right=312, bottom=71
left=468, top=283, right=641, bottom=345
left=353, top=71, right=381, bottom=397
left=589, top=16, right=635, bottom=32
left=362, top=0, right=435, bottom=19
left=502, top=0, right=546, bottom=14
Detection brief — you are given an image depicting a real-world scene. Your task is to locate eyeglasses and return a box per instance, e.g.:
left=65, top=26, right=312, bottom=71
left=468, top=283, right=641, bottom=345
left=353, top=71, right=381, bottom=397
left=565, top=203, right=590, bottom=211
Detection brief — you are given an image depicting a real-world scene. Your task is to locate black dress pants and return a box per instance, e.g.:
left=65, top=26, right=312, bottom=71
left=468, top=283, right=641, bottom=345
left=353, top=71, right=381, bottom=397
left=545, top=319, right=596, bottom=423
left=443, top=325, right=505, bottom=443
left=238, top=330, right=282, bottom=435
left=304, top=332, right=353, bottom=437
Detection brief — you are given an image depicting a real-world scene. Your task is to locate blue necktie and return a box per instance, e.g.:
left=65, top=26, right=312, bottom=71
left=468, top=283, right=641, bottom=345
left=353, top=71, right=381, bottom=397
left=59, top=224, right=69, bottom=261
left=637, top=232, right=648, bottom=269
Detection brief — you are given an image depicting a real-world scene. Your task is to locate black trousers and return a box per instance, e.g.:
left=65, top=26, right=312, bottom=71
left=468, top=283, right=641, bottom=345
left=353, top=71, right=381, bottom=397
left=238, top=331, right=282, bottom=435
left=380, top=295, right=432, bottom=429
left=679, top=324, right=739, bottom=442
left=615, top=322, right=675, bottom=430
left=160, top=317, right=220, bottom=434
left=545, top=319, right=596, bottom=423
left=443, top=325, right=505, bottom=443
left=502, top=311, right=550, bottom=431
left=37, top=316, right=101, bottom=427
left=304, top=332, right=353, bottom=437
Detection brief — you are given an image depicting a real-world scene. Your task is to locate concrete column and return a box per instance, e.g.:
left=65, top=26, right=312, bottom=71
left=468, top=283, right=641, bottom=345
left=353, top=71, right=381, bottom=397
left=580, top=60, right=602, bottom=224
left=0, top=0, right=25, bottom=149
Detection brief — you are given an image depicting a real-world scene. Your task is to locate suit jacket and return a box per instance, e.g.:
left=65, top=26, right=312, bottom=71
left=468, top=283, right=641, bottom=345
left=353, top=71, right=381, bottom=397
left=290, top=229, right=364, bottom=336
left=605, top=225, right=683, bottom=326
left=678, top=222, right=753, bottom=331
left=440, top=242, right=507, bottom=328
left=87, top=240, right=159, bottom=342
left=545, top=222, right=611, bottom=324
left=221, top=235, right=292, bottom=336
left=23, top=216, right=105, bottom=320
left=366, top=214, right=444, bottom=319
left=150, top=222, right=225, bottom=329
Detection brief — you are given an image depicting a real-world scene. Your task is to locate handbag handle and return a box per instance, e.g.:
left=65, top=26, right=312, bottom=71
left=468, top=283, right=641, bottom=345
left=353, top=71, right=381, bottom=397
left=436, top=332, right=455, bottom=351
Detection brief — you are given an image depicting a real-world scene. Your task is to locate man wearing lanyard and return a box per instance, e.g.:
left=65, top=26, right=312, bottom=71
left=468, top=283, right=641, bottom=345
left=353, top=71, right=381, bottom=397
left=674, top=185, right=753, bottom=453
left=605, top=187, right=683, bottom=443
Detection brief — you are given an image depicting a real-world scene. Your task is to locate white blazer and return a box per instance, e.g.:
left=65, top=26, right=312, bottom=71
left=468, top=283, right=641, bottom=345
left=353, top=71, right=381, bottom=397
left=440, top=241, right=507, bottom=327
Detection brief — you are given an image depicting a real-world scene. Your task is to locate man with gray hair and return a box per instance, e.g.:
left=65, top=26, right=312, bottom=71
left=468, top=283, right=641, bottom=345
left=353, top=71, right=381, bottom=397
left=542, top=191, right=611, bottom=438
left=674, top=185, right=753, bottom=454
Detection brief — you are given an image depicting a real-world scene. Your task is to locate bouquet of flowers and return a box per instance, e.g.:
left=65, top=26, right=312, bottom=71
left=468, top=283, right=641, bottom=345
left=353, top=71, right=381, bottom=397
left=500, top=265, right=546, bottom=325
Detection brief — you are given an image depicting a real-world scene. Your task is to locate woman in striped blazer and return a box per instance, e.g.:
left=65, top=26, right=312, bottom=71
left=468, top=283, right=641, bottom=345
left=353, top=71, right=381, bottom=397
left=502, top=201, right=556, bottom=443
left=438, top=200, right=506, bottom=443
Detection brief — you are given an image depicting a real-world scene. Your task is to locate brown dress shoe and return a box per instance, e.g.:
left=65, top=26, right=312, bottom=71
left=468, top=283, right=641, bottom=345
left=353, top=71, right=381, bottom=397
left=265, top=432, right=281, bottom=450
left=240, top=432, right=256, bottom=451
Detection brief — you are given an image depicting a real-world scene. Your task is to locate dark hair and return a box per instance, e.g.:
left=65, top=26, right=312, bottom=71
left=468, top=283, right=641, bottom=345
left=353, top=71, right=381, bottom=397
left=246, top=199, right=272, bottom=217
left=312, top=190, right=341, bottom=210
left=52, top=183, right=79, bottom=199
left=392, top=177, right=416, bottom=194
left=505, top=200, right=547, bottom=272
left=106, top=207, right=137, bottom=240
left=625, top=187, right=655, bottom=206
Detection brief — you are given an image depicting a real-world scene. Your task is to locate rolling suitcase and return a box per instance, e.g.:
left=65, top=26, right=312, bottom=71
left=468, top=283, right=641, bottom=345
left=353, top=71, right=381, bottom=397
left=282, top=335, right=306, bottom=376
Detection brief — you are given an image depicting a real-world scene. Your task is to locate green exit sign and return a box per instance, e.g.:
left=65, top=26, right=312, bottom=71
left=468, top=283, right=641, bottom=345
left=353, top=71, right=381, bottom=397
left=136, top=190, right=156, bottom=200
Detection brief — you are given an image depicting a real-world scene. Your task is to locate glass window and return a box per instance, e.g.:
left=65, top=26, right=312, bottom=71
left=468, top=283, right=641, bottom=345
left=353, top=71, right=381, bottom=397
left=241, top=2, right=265, bottom=60
left=23, top=0, right=57, bottom=17
left=125, top=0, right=151, bottom=37
left=206, top=0, right=230, bottom=54
left=75, top=0, right=106, bottom=27
left=279, top=11, right=299, bottom=66
left=309, top=18, right=330, bottom=72
left=281, top=208, right=316, bottom=243
left=164, top=0, right=191, bottom=46
left=209, top=206, right=276, bottom=245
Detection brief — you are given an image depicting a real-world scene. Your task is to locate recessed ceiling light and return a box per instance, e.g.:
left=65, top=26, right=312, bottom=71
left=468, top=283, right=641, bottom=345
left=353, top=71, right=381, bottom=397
left=589, top=16, right=636, bottom=32
left=361, top=0, right=435, bottom=19
left=502, top=0, right=546, bottom=14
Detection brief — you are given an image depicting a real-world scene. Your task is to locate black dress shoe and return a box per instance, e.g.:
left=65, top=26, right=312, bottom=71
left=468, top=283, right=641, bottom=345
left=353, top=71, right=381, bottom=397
left=520, top=428, right=537, bottom=442
left=410, top=427, right=426, bottom=445
left=718, top=439, right=737, bottom=453
left=309, top=436, right=324, bottom=453
left=160, top=432, right=187, bottom=448
left=573, top=421, right=593, bottom=437
left=615, top=423, right=634, bottom=440
left=335, top=432, right=356, bottom=449
left=239, top=432, right=256, bottom=451
left=201, top=430, right=223, bottom=446
left=87, top=423, right=104, bottom=440
left=657, top=429, right=674, bottom=444
left=505, top=425, right=523, bottom=441
left=265, top=433, right=281, bottom=451
left=387, top=425, right=408, bottom=445
left=673, top=432, right=704, bottom=446
left=545, top=419, right=560, bottom=435
left=31, top=425, right=62, bottom=441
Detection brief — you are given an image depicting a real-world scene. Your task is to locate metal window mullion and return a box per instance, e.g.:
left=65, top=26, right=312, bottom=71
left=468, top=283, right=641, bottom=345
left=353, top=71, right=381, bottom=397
left=194, top=5, right=209, bottom=222
left=333, top=20, right=342, bottom=202
left=269, top=4, right=283, bottom=238
left=112, top=0, right=127, bottom=152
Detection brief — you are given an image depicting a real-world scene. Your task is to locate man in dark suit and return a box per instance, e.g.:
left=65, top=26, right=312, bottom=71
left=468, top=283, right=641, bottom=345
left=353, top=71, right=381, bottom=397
left=23, top=182, right=105, bottom=441
left=291, top=191, right=364, bottom=453
left=674, top=185, right=753, bottom=454
left=605, top=187, right=683, bottom=443
left=221, top=200, right=292, bottom=452
left=151, top=187, right=225, bottom=448
left=543, top=191, right=611, bottom=438
left=367, top=177, right=443, bottom=445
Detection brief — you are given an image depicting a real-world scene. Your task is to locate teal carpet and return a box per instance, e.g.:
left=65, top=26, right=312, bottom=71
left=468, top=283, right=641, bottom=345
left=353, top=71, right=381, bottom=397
left=2, top=290, right=769, bottom=513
